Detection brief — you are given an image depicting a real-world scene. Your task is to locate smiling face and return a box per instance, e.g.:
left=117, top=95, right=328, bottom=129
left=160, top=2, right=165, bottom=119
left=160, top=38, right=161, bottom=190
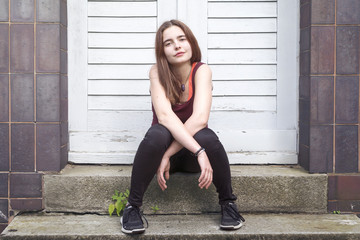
left=162, top=26, right=192, bottom=66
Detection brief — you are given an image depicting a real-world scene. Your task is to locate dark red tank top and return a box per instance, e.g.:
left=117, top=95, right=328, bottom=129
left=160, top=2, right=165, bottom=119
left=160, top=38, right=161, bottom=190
left=151, top=62, right=204, bottom=125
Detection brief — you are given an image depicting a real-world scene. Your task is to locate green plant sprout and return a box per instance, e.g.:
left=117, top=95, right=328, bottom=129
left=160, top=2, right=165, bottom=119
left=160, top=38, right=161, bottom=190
left=333, top=210, right=341, bottom=214
left=108, top=189, right=129, bottom=217
left=151, top=205, right=160, bottom=214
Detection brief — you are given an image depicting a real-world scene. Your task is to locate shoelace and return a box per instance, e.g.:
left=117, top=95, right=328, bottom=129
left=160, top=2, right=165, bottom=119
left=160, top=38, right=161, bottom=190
left=225, top=204, right=246, bottom=222
left=126, top=206, right=149, bottom=228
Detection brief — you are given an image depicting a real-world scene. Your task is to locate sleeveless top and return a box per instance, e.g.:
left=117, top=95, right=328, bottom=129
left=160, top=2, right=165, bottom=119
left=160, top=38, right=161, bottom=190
left=151, top=62, right=204, bottom=125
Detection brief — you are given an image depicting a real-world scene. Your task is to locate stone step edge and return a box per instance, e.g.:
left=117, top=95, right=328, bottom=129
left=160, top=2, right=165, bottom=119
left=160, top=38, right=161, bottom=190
left=1, top=212, right=360, bottom=240
left=43, top=164, right=328, bottom=214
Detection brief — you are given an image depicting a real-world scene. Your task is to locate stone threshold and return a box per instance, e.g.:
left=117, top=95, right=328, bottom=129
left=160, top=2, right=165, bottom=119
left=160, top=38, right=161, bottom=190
left=1, top=212, right=360, bottom=240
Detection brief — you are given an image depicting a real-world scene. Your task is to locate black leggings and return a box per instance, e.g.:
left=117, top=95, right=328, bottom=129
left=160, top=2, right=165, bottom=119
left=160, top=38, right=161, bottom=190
left=128, top=124, right=237, bottom=207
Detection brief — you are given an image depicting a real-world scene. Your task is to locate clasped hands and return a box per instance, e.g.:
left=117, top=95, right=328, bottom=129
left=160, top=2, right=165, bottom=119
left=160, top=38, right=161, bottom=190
left=156, top=151, right=213, bottom=191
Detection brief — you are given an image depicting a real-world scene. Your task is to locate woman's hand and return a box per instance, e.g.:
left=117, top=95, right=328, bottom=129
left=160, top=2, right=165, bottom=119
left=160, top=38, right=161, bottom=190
left=157, top=156, right=171, bottom=191
left=197, top=151, right=213, bottom=189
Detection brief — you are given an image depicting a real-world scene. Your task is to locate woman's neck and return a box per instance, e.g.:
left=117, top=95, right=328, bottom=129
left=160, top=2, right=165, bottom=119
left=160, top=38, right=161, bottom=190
left=173, top=61, right=192, bottom=84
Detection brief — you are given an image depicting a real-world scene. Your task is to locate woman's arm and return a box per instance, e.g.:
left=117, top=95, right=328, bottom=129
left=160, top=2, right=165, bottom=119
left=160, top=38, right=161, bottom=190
left=159, top=64, right=213, bottom=158
left=150, top=65, right=204, bottom=154
left=150, top=65, right=213, bottom=190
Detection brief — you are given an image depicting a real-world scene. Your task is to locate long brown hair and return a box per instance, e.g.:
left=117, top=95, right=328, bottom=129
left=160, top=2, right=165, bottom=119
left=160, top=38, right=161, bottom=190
left=155, top=20, right=201, bottom=104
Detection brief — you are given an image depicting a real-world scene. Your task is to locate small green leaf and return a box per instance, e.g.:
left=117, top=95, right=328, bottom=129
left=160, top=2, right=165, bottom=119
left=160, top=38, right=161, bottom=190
left=108, top=204, right=115, bottom=216
left=115, top=190, right=119, bottom=196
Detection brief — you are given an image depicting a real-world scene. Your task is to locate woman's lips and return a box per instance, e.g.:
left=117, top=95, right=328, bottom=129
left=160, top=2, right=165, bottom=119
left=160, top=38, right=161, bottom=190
left=175, top=52, right=185, bottom=57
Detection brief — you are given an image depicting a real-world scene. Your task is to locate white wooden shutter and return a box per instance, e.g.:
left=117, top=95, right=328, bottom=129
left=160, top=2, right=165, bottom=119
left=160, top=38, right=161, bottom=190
left=68, top=0, right=299, bottom=164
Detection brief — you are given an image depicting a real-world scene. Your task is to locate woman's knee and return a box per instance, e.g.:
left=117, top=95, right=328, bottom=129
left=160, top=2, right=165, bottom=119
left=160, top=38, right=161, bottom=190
left=143, top=124, right=172, bottom=149
left=193, top=128, right=221, bottom=149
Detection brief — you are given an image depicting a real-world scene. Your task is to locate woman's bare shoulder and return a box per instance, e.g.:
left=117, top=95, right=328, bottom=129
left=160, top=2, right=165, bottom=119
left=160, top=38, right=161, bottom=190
left=149, top=64, right=158, bottom=79
left=197, top=63, right=212, bottom=74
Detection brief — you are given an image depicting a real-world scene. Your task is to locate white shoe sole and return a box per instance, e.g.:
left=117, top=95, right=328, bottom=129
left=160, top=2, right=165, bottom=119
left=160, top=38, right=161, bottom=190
left=120, top=216, right=145, bottom=234
left=220, top=221, right=243, bottom=230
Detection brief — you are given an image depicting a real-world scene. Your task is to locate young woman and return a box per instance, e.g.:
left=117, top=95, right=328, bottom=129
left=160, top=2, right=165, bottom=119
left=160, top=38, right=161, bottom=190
left=120, top=19, right=245, bottom=234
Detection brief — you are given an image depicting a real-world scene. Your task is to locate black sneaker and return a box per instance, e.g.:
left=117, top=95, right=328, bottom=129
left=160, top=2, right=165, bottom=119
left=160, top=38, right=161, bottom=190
left=120, top=204, right=147, bottom=234
left=220, top=202, right=245, bottom=230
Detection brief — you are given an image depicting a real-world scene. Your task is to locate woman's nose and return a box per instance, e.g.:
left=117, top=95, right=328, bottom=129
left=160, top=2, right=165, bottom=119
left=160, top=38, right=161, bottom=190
left=174, top=40, right=180, bottom=49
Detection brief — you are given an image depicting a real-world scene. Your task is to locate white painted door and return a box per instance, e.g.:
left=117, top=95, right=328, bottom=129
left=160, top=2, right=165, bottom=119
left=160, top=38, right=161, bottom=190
left=68, top=0, right=299, bottom=164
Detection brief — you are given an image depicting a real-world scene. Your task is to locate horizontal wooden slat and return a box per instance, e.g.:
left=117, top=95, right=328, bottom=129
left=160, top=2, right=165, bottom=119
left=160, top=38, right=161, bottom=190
left=208, top=49, right=276, bottom=64
left=208, top=33, right=276, bottom=49
left=88, top=96, right=276, bottom=111
left=208, top=18, right=277, bottom=33
left=88, top=17, right=157, bottom=32
left=212, top=96, right=276, bottom=111
left=211, top=65, right=276, bottom=80
left=69, top=129, right=295, bottom=153
left=88, top=80, right=150, bottom=95
left=88, top=79, right=276, bottom=96
left=88, top=65, right=152, bottom=79
left=208, top=2, right=277, bottom=18
left=213, top=80, right=276, bottom=95
left=209, top=0, right=276, bottom=1
left=88, top=33, right=155, bottom=48
left=87, top=110, right=277, bottom=132
left=88, top=2, right=156, bottom=17
left=88, top=49, right=155, bottom=64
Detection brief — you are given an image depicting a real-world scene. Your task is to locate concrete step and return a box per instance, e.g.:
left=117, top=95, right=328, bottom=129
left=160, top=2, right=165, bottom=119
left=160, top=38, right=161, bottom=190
left=1, top=212, right=360, bottom=239
left=44, top=165, right=327, bottom=214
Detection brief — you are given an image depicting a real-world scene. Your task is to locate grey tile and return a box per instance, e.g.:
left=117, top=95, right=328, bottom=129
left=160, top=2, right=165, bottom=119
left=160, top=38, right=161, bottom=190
left=60, top=25, right=67, bottom=50
left=60, top=50, right=67, bottom=74
left=36, top=24, right=60, bottom=73
left=300, top=2, right=311, bottom=28
left=36, top=74, right=60, bottom=122
left=10, top=0, right=34, bottom=22
left=0, top=199, right=8, bottom=223
left=311, top=26, right=335, bottom=74
left=36, top=124, right=60, bottom=171
left=0, top=124, right=9, bottom=171
left=10, top=24, right=34, bottom=73
left=60, top=0, right=67, bottom=27
left=10, top=173, right=42, bottom=198
left=11, top=74, right=34, bottom=122
left=335, top=76, right=358, bottom=124
left=310, top=76, right=334, bottom=124
left=336, top=26, right=359, bottom=75
left=60, top=120, right=68, bottom=146
left=335, top=125, right=358, bottom=173
left=10, top=199, right=42, bottom=211
left=0, top=173, right=8, bottom=198
left=311, top=0, right=335, bottom=24
left=37, top=0, right=60, bottom=23
left=310, top=125, right=333, bottom=173
left=60, top=144, right=67, bottom=170
left=0, top=0, right=9, bottom=21
left=300, top=27, right=310, bottom=52
left=11, top=124, right=34, bottom=172
left=0, top=74, right=9, bottom=122
left=337, top=0, right=360, bottom=24
left=0, top=24, right=9, bottom=72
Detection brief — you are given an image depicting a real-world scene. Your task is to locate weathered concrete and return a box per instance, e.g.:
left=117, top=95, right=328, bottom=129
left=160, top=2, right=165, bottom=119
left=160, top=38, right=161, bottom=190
left=2, top=213, right=360, bottom=240
left=44, top=165, right=327, bottom=214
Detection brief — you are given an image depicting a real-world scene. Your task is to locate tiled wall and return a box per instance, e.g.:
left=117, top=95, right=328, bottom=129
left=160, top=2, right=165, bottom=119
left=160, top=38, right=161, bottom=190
left=299, top=0, right=360, bottom=213
left=0, top=0, right=68, bottom=232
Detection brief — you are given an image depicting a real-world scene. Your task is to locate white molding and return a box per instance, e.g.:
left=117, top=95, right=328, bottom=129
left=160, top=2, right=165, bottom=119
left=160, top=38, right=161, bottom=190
left=157, top=0, right=177, bottom=26
left=69, top=151, right=297, bottom=165
left=178, top=0, right=208, bottom=63
left=276, top=0, right=299, bottom=130
left=68, top=0, right=88, bottom=131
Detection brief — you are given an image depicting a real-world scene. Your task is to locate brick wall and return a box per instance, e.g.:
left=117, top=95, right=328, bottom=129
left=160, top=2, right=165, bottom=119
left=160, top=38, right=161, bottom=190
left=299, top=0, right=360, bottom=213
left=0, top=0, right=68, bottom=232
